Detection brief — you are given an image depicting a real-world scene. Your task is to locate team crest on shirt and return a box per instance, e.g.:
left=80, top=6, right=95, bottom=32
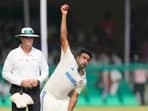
left=78, top=80, right=84, bottom=86
left=70, top=67, right=74, bottom=71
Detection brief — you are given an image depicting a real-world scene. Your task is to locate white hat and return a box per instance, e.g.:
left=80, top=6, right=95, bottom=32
left=16, top=27, right=39, bottom=38
left=10, top=92, right=34, bottom=108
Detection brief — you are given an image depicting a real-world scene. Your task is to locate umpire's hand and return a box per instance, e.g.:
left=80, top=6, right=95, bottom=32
left=21, top=79, right=39, bottom=88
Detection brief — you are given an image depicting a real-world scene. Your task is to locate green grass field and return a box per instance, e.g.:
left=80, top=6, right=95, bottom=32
left=76, top=106, right=148, bottom=111
left=0, top=106, right=148, bottom=111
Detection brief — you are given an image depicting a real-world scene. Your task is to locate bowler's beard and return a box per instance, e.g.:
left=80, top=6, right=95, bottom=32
left=78, top=64, right=85, bottom=72
left=78, top=67, right=83, bottom=73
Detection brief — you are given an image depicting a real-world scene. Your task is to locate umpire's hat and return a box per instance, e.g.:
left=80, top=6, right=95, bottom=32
left=16, top=27, right=39, bottom=38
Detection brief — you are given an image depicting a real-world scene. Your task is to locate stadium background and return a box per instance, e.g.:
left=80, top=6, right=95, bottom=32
left=0, top=0, right=148, bottom=111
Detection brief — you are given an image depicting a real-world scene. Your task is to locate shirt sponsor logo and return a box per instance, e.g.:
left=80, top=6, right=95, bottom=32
left=65, top=72, right=77, bottom=86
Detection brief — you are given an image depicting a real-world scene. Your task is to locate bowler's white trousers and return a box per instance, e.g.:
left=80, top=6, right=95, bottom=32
left=40, top=90, right=69, bottom=111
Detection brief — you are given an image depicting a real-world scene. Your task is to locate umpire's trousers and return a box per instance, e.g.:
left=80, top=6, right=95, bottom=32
left=10, top=84, right=40, bottom=111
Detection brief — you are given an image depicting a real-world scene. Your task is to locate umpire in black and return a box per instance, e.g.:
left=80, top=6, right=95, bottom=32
left=2, top=27, right=49, bottom=111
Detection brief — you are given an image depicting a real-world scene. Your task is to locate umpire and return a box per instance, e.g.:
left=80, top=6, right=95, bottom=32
left=2, top=27, right=49, bottom=111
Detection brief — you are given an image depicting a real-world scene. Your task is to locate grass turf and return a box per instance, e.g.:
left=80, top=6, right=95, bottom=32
left=76, top=106, right=148, bottom=111
left=0, top=106, right=148, bottom=111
